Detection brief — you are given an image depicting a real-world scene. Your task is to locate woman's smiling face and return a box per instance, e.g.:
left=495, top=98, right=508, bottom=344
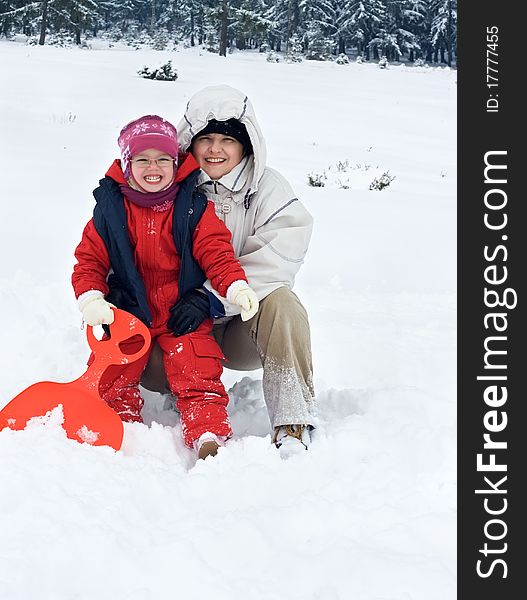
left=191, top=133, right=245, bottom=180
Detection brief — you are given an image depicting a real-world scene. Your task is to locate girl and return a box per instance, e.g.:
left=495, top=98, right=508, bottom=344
left=72, top=115, right=258, bottom=459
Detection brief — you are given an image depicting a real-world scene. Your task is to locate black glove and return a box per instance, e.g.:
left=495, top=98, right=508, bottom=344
left=167, top=289, right=210, bottom=336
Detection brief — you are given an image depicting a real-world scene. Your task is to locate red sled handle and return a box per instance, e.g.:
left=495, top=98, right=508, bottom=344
left=85, top=308, right=152, bottom=368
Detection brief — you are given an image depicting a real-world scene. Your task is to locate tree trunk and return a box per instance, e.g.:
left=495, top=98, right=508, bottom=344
left=292, top=0, right=300, bottom=34
left=39, top=0, right=49, bottom=45
left=190, top=11, right=195, bottom=46
left=409, top=49, right=414, bottom=62
left=338, top=36, right=345, bottom=54
left=198, top=6, right=204, bottom=44
left=286, top=0, right=292, bottom=51
left=75, top=25, right=81, bottom=45
left=150, top=0, right=156, bottom=33
left=447, top=0, right=453, bottom=66
left=219, top=0, right=228, bottom=57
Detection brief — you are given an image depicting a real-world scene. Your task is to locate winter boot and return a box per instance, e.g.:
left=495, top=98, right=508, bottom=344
left=272, top=424, right=311, bottom=459
left=194, top=432, right=226, bottom=460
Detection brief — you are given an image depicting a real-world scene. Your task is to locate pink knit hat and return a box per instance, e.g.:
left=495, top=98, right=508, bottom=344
left=118, top=115, right=179, bottom=178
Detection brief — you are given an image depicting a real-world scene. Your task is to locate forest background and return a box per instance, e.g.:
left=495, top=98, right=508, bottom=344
left=1, top=1, right=456, bottom=66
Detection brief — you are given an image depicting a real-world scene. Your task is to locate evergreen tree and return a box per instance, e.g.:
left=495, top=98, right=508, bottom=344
left=230, top=0, right=271, bottom=50
left=430, top=0, right=456, bottom=65
left=0, top=0, right=456, bottom=64
left=334, top=0, right=350, bottom=54
left=341, top=0, right=386, bottom=60
left=0, top=1, right=41, bottom=37
left=369, top=1, right=425, bottom=61
left=96, top=1, right=147, bottom=34
left=167, top=0, right=204, bottom=46
left=285, top=30, right=302, bottom=61
left=265, top=0, right=299, bottom=51
left=300, top=0, right=336, bottom=57
left=50, top=0, right=99, bottom=44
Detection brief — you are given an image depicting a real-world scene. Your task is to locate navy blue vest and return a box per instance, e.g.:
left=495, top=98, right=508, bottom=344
left=92, top=170, right=214, bottom=326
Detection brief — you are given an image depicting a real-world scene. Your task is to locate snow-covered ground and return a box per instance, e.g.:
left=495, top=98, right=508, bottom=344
left=0, top=41, right=456, bottom=600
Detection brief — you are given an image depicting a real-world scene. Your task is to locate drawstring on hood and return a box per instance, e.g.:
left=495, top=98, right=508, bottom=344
left=243, top=189, right=252, bottom=209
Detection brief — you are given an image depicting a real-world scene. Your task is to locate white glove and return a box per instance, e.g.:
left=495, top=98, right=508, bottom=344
left=226, top=280, right=259, bottom=321
left=78, top=291, right=115, bottom=326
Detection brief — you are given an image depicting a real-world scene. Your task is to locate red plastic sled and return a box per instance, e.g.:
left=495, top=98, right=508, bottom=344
left=0, top=308, right=151, bottom=450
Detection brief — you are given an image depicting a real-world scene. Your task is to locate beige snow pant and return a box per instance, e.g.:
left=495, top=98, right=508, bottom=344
left=141, top=287, right=316, bottom=428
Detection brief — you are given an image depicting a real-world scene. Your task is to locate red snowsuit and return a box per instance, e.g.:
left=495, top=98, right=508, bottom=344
left=72, top=154, right=247, bottom=446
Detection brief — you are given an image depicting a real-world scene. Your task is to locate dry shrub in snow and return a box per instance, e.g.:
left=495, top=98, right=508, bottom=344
left=308, top=160, right=395, bottom=191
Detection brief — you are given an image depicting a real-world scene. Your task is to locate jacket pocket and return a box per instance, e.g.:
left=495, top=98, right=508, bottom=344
left=189, top=335, right=225, bottom=379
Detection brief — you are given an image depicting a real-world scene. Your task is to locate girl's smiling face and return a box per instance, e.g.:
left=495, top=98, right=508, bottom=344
left=130, top=148, right=175, bottom=192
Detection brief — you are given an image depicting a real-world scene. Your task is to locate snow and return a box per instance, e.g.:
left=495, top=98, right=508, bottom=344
left=0, top=42, right=456, bottom=600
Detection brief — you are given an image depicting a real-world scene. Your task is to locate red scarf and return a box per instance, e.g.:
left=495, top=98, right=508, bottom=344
left=119, top=180, right=180, bottom=212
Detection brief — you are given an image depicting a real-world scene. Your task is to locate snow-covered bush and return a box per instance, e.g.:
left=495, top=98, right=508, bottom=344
left=204, top=27, right=219, bottom=53
left=285, top=53, right=302, bottom=63
left=378, top=56, right=388, bottom=69
left=335, top=53, right=350, bottom=65
left=304, top=23, right=333, bottom=61
left=414, top=58, right=429, bottom=68
left=356, top=55, right=364, bottom=64
left=127, top=29, right=152, bottom=48
left=266, top=51, right=280, bottom=63
left=369, top=171, right=395, bottom=191
left=41, top=32, right=74, bottom=48
left=259, top=42, right=270, bottom=53
left=285, top=34, right=303, bottom=63
left=152, top=31, right=169, bottom=51
left=101, top=25, right=125, bottom=44
left=138, top=60, right=178, bottom=81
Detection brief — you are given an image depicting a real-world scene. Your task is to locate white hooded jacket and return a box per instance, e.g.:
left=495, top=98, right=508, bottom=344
left=177, top=85, right=313, bottom=317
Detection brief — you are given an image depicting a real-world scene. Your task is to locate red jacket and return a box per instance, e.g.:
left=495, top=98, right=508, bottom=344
left=72, top=154, right=247, bottom=328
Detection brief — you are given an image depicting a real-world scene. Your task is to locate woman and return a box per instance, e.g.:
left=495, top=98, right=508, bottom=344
left=143, top=85, right=316, bottom=456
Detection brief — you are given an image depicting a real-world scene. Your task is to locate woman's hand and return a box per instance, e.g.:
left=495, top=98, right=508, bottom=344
left=226, top=281, right=259, bottom=321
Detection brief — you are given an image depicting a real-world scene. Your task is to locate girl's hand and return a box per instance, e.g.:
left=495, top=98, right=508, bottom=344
left=79, top=292, right=115, bottom=326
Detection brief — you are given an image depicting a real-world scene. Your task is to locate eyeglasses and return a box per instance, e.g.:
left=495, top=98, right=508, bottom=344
left=131, top=157, right=174, bottom=168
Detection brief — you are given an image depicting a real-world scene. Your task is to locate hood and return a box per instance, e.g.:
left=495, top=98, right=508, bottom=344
left=177, top=85, right=267, bottom=194
left=105, top=152, right=200, bottom=185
